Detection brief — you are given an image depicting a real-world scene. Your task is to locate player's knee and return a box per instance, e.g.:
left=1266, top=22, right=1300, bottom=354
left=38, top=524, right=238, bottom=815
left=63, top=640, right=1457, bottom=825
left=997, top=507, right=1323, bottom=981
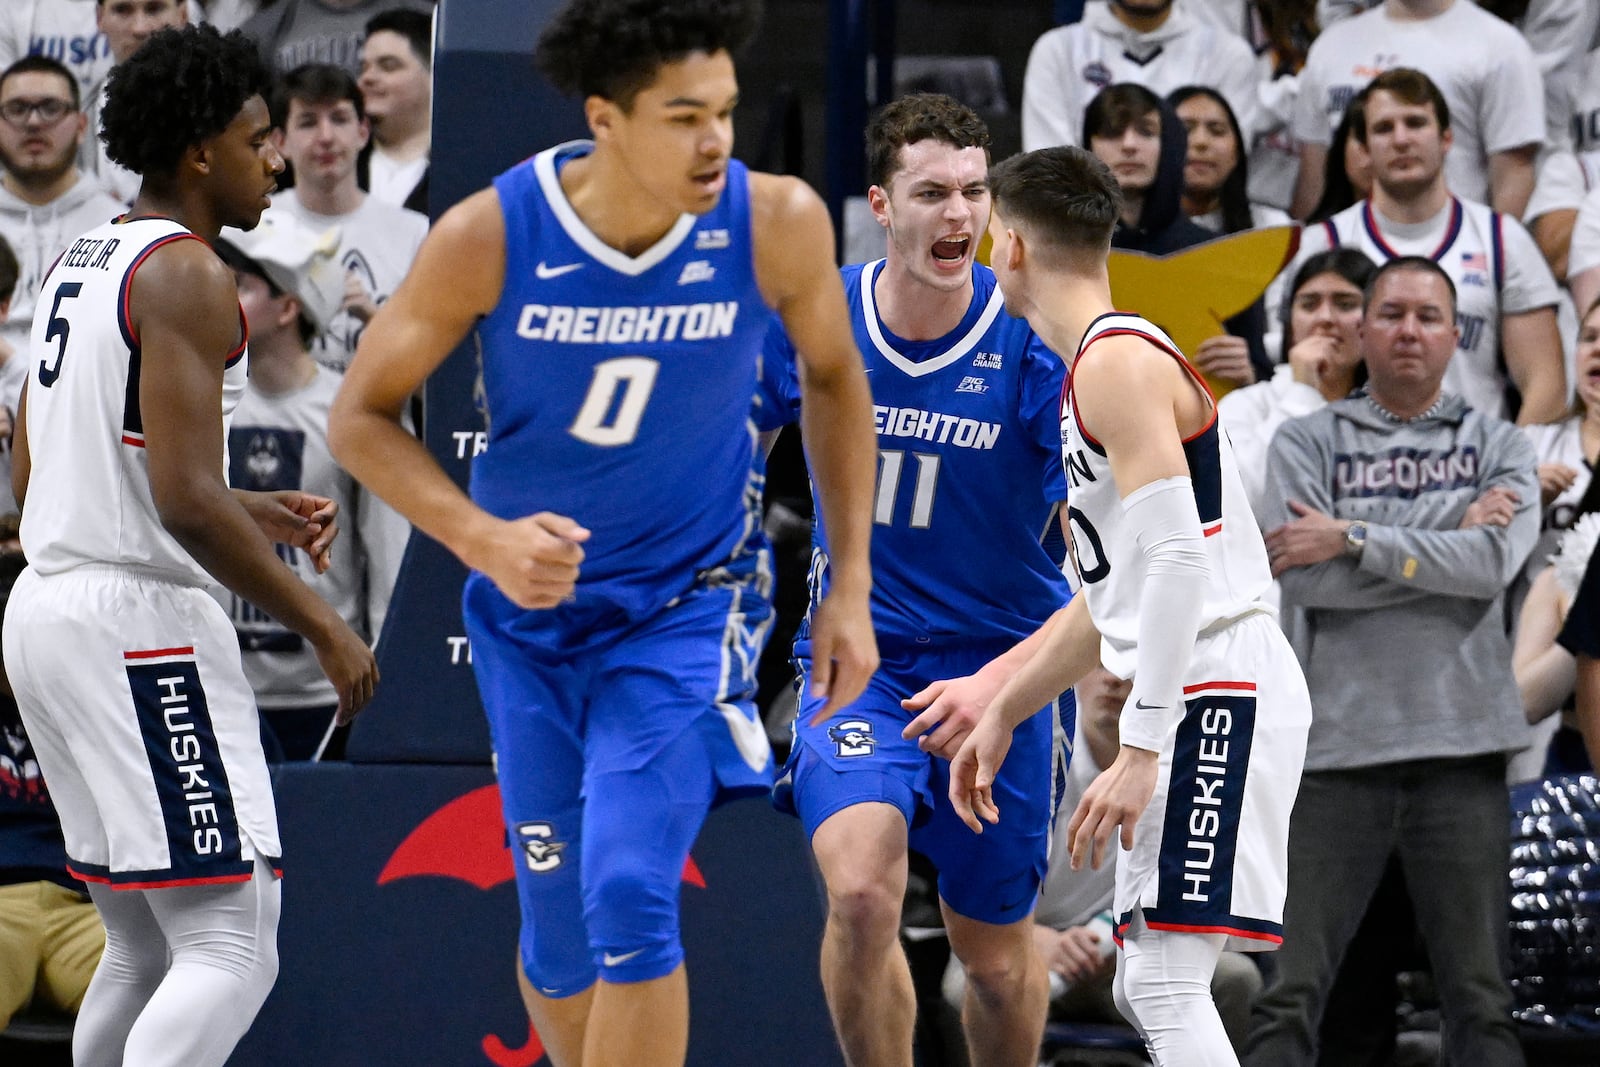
left=821, top=865, right=903, bottom=949
left=959, top=945, right=1032, bottom=1004
left=584, top=856, right=683, bottom=985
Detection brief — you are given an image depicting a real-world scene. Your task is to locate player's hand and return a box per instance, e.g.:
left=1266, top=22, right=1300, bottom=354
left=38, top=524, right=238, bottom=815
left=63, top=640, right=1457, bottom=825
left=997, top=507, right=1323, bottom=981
left=238, top=490, right=339, bottom=573
left=1459, top=485, right=1520, bottom=529
left=948, top=711, right=1014, bottom=833
left=1263, top=499, right=1346, bottom=576
left=1537, top=464, right=1577, bottom=507
left=342, top=270, right=379, bottom=323
left=804, top=590, right=878, bottom=725
left=1286, top=334, right=1339, bottom=390
left=1066, top=745, right=1158, bottom=871
left=1191, top=335, right=1254, bottom=388
left=473, top=512, right=590, bottom=610
left=311, top=618, right=380, bottom=725
left=901, top=669, right=1002, bottom=759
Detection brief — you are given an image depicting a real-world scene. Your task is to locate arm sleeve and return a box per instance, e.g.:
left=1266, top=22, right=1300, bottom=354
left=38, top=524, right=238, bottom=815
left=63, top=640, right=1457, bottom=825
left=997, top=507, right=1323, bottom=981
left=1118, top=477, right=1210, bottom=751
left=1289, top=43, right=1334, bottom=147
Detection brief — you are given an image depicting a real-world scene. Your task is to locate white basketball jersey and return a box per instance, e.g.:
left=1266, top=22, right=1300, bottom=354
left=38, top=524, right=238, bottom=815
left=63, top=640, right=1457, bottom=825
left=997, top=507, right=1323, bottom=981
left=20, top=218, right=248, bottom=584
left=1061, top=314, right=1273, bottom=679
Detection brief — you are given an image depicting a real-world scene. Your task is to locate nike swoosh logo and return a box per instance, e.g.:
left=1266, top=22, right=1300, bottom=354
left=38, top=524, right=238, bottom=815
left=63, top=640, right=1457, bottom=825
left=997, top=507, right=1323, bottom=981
left=1133, top=699, right=1165, bottom=710
left=602, top=949, right=645, bottom=967
left=535, top=261, right=583, bottom=279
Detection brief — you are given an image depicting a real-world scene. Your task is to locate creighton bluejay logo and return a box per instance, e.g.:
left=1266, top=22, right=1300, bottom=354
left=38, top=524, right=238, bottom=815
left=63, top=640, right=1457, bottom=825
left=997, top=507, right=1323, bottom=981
left=828, top=719, right=875, bottom=758
left=516, top=821, right=566, bottom=873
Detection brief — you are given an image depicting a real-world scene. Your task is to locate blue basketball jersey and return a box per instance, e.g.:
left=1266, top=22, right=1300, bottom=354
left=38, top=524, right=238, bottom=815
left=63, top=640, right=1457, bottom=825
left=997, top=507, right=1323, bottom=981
left=474, top=142, right=773, bottom=622
left=760, top=261, right=1071, bottom=644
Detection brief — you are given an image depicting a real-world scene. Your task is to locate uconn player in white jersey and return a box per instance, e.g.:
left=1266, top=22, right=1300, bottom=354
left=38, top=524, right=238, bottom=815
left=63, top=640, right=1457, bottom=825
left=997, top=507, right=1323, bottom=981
left=328, top=2, right=878, bottom=1064
left=2, top=25, right=377, bottom=1067
left=936, top=147, right=1310, bottom=1067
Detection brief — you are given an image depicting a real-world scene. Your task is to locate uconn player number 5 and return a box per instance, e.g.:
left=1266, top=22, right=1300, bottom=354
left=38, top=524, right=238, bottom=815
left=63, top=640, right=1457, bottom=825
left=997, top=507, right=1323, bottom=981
left=37, top=282, right=83, bottom=388
left=568, top=355, right=661, bottom=446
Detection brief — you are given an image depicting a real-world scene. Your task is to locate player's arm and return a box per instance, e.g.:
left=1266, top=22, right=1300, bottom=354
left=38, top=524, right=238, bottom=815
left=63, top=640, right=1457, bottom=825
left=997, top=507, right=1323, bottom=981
left=135, top=243, right=377, bottom=721
left=946, top=595, right=1102, bottom=832
left=750, top=172, right=878, bottom=718
left=1500, top=305, right=1567, bottom=425
left=1064, top=339, right=1213, bottom=869
left=328, top=188, right=587, bottom=610
left=10, top=381, right=27, bottom=510
left=1577, top=654, right=1600, bottom=770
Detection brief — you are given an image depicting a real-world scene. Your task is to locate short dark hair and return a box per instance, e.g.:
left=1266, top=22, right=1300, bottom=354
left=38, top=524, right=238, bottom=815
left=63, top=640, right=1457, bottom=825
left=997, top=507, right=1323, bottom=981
left=365, top=9, right=432, bottom=71
left=987, top=146, right=1121, bottom=262
left=0, top=55, right=81, bottom=110
left=866, top=93, right=990, bottom=189
left=1356, top=68, right=1450, bottom=141
left=271, top=63, right=365, bottom=128
left=0, top=233, right=18, bottom=305
left=1082, top=82, right=1162, bottom=143
left=535, top=0, right=761, bottom=111
left=1365, top=254, right=1458, bottom=322
left=101, top=25, right=270, bottom=178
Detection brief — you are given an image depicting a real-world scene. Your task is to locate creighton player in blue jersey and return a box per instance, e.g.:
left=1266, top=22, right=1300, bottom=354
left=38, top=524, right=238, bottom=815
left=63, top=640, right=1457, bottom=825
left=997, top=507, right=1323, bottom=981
left=760, top=95, right=1073, bottom=1067
left=328, top=1, right=879, bottom=1065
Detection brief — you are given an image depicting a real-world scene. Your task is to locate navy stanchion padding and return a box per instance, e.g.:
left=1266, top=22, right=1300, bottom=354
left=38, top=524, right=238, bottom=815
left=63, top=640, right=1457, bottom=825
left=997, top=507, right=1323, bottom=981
left=233, top=763, right=843, bottom=1066
left=343, top=0, right=584, bottom=765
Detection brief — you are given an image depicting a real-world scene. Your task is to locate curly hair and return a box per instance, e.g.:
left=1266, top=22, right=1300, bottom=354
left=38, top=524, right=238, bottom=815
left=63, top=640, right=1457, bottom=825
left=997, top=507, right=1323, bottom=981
left=535, top=0, right=761, bottom=111
left=100, top=24, right=271, bottom=179
left=866, top=93, right=990, bottom=189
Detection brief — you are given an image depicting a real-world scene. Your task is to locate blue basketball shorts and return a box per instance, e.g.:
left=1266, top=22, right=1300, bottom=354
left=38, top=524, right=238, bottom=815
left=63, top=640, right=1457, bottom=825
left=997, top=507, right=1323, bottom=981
left=464, top=566, right=774, bottom=995
left=776, top=636, right=1074, bottom=925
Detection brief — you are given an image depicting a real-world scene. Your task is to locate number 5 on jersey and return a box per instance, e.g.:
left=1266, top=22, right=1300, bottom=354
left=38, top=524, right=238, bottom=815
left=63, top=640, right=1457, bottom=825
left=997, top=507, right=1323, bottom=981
left=37, top=282, right=81, bottom=388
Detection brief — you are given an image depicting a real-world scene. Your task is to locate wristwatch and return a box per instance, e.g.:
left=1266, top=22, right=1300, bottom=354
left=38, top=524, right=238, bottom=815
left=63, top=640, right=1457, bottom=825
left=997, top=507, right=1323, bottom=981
left=1344, top=520, right=1368, bottom=560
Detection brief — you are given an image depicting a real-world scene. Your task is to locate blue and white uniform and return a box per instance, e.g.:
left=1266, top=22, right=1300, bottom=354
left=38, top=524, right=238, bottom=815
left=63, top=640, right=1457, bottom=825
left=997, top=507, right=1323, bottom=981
left=5, top=217, right=279, bottom=891
left=1062, top=313, right=1309, bottom=952
left=763, top=260, right=1073, bottom=925
left=466, top=142, right=776, bottom=994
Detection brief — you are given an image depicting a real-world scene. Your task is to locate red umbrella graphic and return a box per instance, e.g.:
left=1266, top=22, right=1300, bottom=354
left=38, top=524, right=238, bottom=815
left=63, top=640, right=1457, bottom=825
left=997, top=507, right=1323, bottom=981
left=378, top=784, right=706, bottom=1065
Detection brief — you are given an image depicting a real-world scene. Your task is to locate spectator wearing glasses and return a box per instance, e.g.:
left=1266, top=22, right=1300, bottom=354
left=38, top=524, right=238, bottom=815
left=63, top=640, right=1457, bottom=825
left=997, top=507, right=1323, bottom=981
left=0, top=55, right=122, bottom=373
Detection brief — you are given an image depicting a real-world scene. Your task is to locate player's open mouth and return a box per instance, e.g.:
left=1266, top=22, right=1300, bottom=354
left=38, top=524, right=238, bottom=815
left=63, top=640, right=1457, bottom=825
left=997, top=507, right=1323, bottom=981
left=693, top=170, right=725, bottom=191
left=931, top=235, right=969, bottom=265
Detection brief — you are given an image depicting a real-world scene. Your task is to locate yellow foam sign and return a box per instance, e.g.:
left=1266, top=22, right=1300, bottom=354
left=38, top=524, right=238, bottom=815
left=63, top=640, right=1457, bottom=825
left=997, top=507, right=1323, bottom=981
left=1107, top=225, right=1301, bottom=399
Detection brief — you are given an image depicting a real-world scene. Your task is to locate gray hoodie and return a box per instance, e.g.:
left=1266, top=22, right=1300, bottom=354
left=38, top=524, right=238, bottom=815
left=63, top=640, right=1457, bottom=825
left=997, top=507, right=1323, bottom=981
left=1262, top=391, right=1538, bottom=772
left=0, top=172, right=124, bottom=357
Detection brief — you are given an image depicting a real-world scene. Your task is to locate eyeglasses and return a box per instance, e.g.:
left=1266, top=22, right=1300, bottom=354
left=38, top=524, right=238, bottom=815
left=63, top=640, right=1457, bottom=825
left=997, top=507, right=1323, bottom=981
left=0, top=98, right=74, bottom=126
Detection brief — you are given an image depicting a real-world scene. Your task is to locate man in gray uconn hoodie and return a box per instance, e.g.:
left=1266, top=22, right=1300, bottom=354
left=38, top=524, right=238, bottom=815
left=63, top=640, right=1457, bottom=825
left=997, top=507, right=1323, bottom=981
left=1246, top=256, right=1537, bottom=1067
